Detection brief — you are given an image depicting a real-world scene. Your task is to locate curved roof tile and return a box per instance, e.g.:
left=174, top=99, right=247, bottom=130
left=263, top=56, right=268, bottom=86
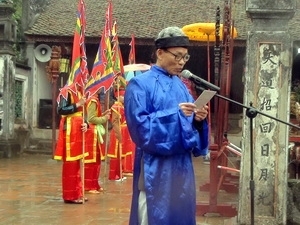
left=25, top=0, right=299, bottom=41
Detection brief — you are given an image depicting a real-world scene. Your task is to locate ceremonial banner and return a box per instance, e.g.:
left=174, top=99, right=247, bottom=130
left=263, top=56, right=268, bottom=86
left=57, top=0, right=88, bottom=102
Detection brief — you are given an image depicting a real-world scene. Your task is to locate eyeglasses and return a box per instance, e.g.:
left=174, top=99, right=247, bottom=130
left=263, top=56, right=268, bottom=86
left=164, top=49, right=190, bottom=62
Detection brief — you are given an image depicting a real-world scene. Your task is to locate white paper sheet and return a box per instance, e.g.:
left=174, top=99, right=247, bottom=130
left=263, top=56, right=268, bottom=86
left=194, top=90, right=216, bottom=108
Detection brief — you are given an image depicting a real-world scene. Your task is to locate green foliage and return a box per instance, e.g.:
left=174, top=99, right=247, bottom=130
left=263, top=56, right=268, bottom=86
left=11, top=0, right=24, bottom=61
left=13, top=0, right=23, bottom=40
left=10, top=0, right=50, bottom=61
left=13, top=0, right=22, bottom=22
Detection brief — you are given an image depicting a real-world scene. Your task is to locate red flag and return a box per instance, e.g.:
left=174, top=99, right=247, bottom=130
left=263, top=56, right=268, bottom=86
left=111, top=21, right=126, bottom=90
left=105, top=0, right=113, bottom=37
left=112, top=21, right=124, bottom=78
left=84, top=1, right=115, bottom=99
left=128, top=34, right=136, bottom=64
left=57, top=0, right=88, bottom=102
left=85, top=26, right=115, bottom=99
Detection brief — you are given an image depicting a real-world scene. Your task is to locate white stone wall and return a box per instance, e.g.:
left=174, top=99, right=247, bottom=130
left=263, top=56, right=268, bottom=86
left=0, top=56, right=4, bottom=136
left=26, top=43, right=52, bottom=129
left=0, top=54, right=16, bottom=139
left=34, top=61, right=52, bottom=129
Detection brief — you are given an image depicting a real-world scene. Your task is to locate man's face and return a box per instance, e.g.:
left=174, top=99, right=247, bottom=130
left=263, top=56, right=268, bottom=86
left=156, top=47, right=189, bottom=75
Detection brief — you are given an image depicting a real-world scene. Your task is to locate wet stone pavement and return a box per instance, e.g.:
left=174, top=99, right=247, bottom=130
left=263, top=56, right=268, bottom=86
left=0, top=154, right=238, bottom=225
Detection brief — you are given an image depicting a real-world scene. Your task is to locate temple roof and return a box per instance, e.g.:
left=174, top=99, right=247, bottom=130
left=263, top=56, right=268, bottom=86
left=24, top=0, right=300, bottom=43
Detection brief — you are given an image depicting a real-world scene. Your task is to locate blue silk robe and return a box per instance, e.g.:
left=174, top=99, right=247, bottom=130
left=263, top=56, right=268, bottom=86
left=124, top=65, right=209, bottom=225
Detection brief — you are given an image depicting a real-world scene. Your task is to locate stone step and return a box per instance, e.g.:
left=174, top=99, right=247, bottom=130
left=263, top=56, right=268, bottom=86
left=24, top=147, right=53, bottom=155
left=0, top=140, right=21, bottom=158
left=24, top=138, right=53, bottom=155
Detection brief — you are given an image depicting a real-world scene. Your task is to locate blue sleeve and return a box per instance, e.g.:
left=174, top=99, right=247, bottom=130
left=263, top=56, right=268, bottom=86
left=192, top=119, right=209, bottom=157
left=125, top=78, right=208, bottom=156
left=124, top=79, right=181, bottom=155
left=57, top=93, right=77, bottom=115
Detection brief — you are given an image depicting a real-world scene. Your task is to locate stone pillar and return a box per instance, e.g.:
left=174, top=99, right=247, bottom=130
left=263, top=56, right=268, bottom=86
left=25, top=41, right=37, bottom=128
left=0, top=3, right=20, bottom=157
left=238, top=1, right=295, bottom=224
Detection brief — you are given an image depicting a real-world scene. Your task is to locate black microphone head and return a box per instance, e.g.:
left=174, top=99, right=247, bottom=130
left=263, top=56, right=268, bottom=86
left=180, top=70, right=191, bottom=79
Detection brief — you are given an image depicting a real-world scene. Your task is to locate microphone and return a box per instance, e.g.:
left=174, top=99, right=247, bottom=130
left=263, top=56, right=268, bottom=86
left=180, top=70, right=220, bottom=92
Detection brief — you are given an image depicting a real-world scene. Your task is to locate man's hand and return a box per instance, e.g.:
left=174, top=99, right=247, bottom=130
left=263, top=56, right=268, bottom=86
left=194, top=105, right=209, bottom=122
left=103, top=109, right=111, bottom=121
left=81, top=123, right=88, bottom=132
left=76, top=97, right=86, bottom=108
left=179, top=102, right=197, bottom=117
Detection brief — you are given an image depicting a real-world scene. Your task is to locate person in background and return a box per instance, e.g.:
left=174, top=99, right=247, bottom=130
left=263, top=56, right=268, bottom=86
left=84, top=90, right=111, bottom=193
left=124, top=26, right=209, bottom=225
left=180, top=73, right=198, bottom=100
left=98, top=87, right=116, bottom=114
left=54, top=85, right=88, bottom=204
left=107, top=87, right=135, bottom=181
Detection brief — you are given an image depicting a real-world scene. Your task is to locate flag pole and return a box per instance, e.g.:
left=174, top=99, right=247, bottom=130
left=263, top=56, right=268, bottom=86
left=81, top=97, right=86, bottom=203
left=81, top=80, right=87, bottom=203
left=103, top=88, right=111, bottom=187
left=103, top=0, right=113, bottom=187
left=115, top=77, right=123, bottom=182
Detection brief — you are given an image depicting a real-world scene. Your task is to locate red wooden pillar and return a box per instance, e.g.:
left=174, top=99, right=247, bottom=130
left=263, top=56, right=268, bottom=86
left=48, top=46, right=61, bottom=157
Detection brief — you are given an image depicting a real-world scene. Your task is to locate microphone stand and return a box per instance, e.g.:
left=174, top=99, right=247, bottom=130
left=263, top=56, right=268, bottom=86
left=195, top=86, right=300, bottom=225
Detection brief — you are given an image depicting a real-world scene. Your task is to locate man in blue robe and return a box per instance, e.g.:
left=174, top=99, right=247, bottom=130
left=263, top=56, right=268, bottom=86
left=124, top=26, right=209, bottom=225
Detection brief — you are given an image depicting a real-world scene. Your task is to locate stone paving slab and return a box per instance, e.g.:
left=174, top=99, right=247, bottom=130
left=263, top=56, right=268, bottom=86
left=0, top=154, right=238, bottom=225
